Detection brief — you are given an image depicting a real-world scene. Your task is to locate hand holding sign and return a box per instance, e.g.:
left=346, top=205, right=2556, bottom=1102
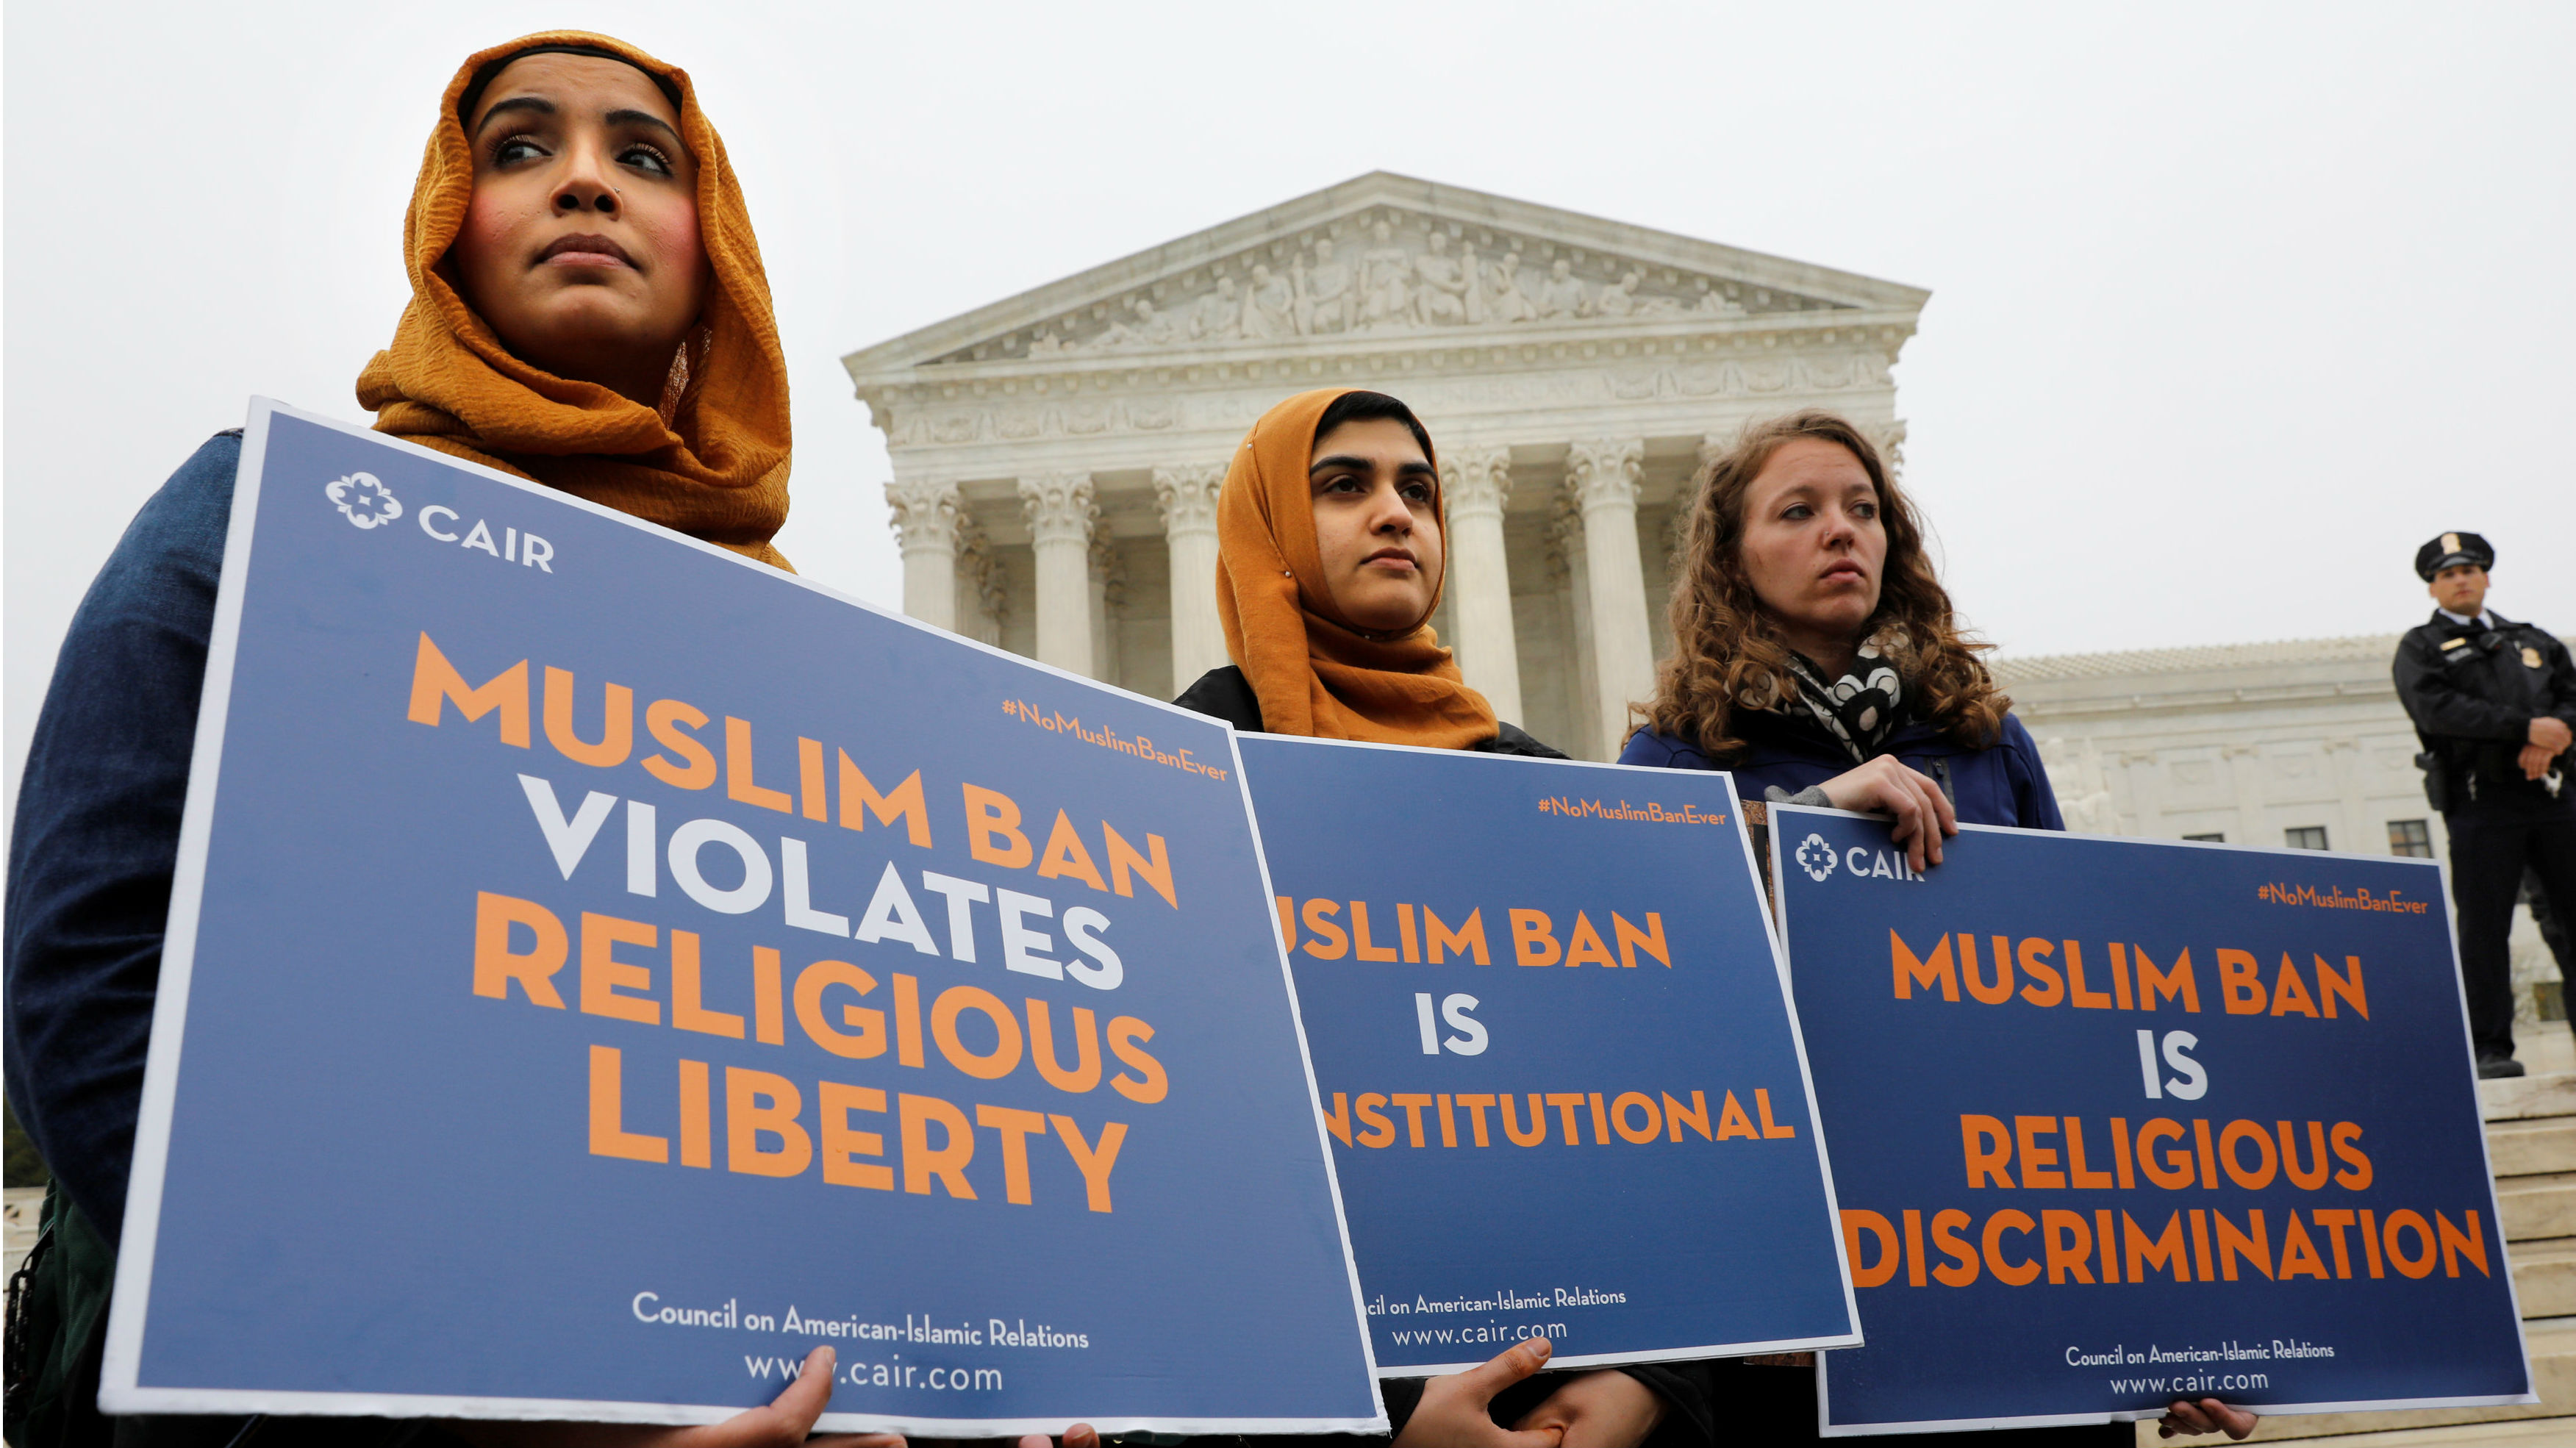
left=1507, top=1364, right=1667, bottom=1448
left=1394, top=1338, right=1564, bottom=1448
left=1814, top=756, right=1956, bottom=871
left=2158, top=1399, right=2258, bottom=1440
left=451, top=1348, right=907, bottom=1448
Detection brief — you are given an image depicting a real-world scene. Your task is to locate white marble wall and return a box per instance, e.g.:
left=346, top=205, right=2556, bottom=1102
left=1998, top=636, right=2446, bottom=855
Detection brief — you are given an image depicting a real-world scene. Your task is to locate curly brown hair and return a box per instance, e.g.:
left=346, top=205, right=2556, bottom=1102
left=1635, top=409, right=2008, bottom=762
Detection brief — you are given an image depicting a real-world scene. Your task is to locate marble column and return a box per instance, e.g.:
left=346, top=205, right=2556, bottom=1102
left=1695, top=431, right=1730, bottom=495
left=1090, top=533, right=1125, bottom=685
left=1550, top=495, right=1600, bottom=761
left=954, top=514, right=1003, bottom=646
left=1874, top=418, right=1910, bottom=482
left=1018, top=471, right=1098, bottom=675
left=886, top=477, right=961, bottom=631
left=1154, top=462, right=1227, bottom=689
left=1441, top=445, right=1523, bottom=725
left=1567, top=438, right=1653, bottom=756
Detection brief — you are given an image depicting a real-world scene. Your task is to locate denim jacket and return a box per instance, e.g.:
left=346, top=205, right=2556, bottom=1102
left=7, top=431, right=240, bottom=1244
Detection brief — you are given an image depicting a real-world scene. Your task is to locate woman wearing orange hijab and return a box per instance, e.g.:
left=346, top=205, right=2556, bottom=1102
left=1174, top=389, right=1560, bottom=758
left=1164, top=393, right=1726, bottom=1448
left=358, top=34, right=793, bottom=566
left=4, top=34, right=886, bottom=1447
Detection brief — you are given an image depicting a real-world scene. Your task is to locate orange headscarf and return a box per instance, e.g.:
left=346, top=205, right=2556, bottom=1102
left=356, top=32, right=792, bottom=567
left=1215, top=390, right=1500, bottom=749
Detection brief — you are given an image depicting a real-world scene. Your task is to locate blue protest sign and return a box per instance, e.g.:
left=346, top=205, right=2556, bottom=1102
left=99, top=402, right=1383, bottom=1434
left=1234, top=736, right=1859, bottom=1374
left=1769, top=805, right=2531, bottom=1433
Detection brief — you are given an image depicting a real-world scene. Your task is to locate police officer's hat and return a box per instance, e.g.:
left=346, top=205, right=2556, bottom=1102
left=2416, top=531, right=2495, bottom=581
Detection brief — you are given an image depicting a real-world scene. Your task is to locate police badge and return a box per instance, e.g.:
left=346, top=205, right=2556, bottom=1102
left=2525, top=645, right=2544, bottom=668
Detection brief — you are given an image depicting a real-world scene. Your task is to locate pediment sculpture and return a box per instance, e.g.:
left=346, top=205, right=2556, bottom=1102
left=965, top=208, right=1806, bottom=365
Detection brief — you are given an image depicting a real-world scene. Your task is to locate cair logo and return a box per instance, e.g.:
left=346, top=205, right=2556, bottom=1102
left=1795, top=833, right=1839, bottom=882
left=323, top=470, right=557, bottom=572
left=1794, top=830, right=1924, bottom=884
left=325, top=472, right=402, bottom=529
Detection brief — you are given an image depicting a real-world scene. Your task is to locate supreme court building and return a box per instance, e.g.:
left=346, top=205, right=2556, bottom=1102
left=841, top=172, right=1922, bottom=761
left=840, top=171, right=2565, bottom=1013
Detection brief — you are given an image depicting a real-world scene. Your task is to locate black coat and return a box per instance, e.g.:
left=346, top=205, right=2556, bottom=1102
left=1174, top=666, right=1569, bottom=758
left=2392, top=609, right=2576, bottom=812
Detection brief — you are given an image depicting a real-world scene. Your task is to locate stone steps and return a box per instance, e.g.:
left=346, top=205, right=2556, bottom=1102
left=2514, top=1239, right=2576, bottom=1319
left=2483, top=1073, right=2576, bottom=1125
left=2502, top=1174, right=2576, bottom=1243
left=2494, top=1119, right=2576, bottom=1179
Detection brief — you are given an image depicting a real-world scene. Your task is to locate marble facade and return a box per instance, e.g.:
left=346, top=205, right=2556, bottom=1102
left=845, top=171, right=1924, bottom=759
left=1999, top=634, right=2447, bottom=853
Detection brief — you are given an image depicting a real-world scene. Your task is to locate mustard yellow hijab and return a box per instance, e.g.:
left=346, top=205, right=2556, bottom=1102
left=1214, top=390, right=1500, bottom=749
left=356, top=32, right=792, bottom=568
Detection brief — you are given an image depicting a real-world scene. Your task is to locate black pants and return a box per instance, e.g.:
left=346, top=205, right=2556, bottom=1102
left=2450, top=805, right=2576, bottom=1058
left=2527, top=867, right=2575, bottom=972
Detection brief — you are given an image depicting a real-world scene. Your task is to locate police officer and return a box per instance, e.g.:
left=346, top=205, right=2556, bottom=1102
left=2393, top=532, right=2576, bottom=1078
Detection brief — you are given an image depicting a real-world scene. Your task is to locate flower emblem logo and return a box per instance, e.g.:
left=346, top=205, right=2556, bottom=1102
left=325, top=472, right=403, bottom=530
left=1795, top=832, right=1839, bottom=884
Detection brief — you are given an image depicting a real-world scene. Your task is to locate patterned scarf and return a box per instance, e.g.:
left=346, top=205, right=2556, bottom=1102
left=1779, top=634, right=1906, bottom=764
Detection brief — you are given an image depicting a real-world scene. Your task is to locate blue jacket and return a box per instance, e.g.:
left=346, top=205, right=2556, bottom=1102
left=7, top=432, right=237, bottom=1242
left=1619, top=706, right=2066, bottom=831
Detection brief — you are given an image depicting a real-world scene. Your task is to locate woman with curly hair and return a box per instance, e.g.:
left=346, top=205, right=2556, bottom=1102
left=1619, top=410, right=2056, bottom=870
left=1618, top=411, right=2254, bottom=1443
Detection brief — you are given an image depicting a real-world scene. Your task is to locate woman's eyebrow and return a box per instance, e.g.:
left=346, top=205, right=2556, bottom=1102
left=1309, top=454, right=1372, bottom=475
left=604, top=107, right=684, bottom=146
left=472, top=96, right=554, bottom=137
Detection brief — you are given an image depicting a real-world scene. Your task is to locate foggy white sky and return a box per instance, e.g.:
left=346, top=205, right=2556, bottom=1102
left=7, top=3, right=2572, bottom=814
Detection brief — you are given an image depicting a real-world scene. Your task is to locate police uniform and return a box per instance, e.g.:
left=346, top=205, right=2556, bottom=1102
left=2391, top=532, right=2576, bottom=1072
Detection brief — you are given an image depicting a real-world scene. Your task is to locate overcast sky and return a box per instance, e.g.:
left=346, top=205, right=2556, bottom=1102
left=7, top=3, right=2571, bottom=812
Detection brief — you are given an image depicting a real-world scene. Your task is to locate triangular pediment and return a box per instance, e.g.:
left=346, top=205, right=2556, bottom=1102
left=842, top=172, right=1927, bottom=379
